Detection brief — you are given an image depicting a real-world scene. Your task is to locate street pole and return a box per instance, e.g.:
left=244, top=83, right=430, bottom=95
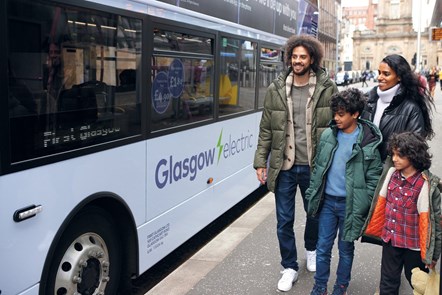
left=416, top=0, right=422, bottom=71
left=336, top=18, right=340, bottom=76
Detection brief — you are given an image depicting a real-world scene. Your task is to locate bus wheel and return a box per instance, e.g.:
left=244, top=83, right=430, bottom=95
left=44, top=206, right=122, bottom=295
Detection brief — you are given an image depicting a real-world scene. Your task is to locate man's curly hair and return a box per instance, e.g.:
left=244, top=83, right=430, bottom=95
left=284, top=35, right=324, bottom=72
left=387, top=132, right=432, bottom=171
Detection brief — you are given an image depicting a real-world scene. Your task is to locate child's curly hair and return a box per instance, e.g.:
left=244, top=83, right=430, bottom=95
left=387, top=132, right=432, bottom=171
left=330, top=88, right=366, bottom=116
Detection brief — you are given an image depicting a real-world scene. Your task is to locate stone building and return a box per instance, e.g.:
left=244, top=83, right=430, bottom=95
left=343, top=0, right=377, bottom=31
left=317, top=0, right=340, bottom=76
left=350, top=0, right=440, bottom=72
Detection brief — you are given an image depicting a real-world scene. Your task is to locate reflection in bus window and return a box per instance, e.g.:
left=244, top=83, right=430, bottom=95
left=151, top=29, right=214, bottom=131
left=219, top=38, right=257, bottom=116
left=258, top=47, right=284, bottom=108
left=7, top=0, right=142, bottom=162
left=151, top=57, right=214, bottom=131
left=153, top=29, right=212, bottom=54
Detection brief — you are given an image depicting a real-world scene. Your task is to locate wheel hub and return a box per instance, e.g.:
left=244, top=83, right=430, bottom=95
left=54, top=233, right=110, bottom=295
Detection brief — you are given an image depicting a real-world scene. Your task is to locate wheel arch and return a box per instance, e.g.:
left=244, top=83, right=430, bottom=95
left=39, top=192, right=139, bottom=294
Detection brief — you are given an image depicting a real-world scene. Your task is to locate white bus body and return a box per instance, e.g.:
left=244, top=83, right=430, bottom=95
left=0, top=0, right=317, bottom=293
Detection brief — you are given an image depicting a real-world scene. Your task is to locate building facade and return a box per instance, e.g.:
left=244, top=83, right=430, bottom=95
left=349, top=0, right=440, bottom=72
left=343, top=0, right=377, bottom=31
left=317, top=0, right=340, bottom=77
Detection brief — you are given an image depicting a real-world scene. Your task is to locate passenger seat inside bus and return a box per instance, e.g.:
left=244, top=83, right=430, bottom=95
left=58, top=83, right=98, bottom=127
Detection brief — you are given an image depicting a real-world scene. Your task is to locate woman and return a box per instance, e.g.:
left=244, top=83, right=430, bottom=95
left=361, top=54, right=434, bottom=161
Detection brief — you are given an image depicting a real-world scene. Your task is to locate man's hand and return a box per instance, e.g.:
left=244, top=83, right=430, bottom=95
left=256, top=167, right=267, bottom=185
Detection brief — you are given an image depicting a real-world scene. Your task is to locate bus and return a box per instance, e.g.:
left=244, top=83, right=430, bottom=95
left=0, top=0, right=318, bottom=294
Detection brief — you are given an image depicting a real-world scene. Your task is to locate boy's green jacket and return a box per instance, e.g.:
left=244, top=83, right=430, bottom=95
left=306, top=118, right=383, bottom=242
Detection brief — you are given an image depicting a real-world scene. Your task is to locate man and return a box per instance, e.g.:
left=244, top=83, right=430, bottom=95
left=254, top=34, right=338, bottom=292
left=361, top=70, right=369, bottom=87
left=343, top=71, right=349, bottom=87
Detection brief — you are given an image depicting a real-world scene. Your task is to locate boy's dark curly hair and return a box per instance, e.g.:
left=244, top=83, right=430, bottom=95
left=284, top=35, right=324, bottom=72
left=330, top=88, right=366, bottom=116
left=387, top=132, right=432, bottom=171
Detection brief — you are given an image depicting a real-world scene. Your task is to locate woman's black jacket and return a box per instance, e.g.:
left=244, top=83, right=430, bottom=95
left=361, top=86, right=426, bottom=161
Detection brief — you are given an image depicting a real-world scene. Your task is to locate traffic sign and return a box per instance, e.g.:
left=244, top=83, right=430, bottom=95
left=430, top=27, right=442, bottom=41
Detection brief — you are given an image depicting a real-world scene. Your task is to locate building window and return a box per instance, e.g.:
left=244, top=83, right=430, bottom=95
left=390, top=0, right=400, bottom=19
left=387, top=46, right=400, bottom=55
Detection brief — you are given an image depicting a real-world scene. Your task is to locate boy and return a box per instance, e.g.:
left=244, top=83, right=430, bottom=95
left=363, top=132, right=442, bottom=295
left=306, top=88, right=383, bottom=295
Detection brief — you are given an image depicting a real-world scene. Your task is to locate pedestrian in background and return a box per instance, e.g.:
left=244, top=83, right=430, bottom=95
left=416, top=71, right=428, bottom=95
left=254, top=34, right=338, bottom=292
left=307, top=88, right=383, bottom=295
left=361, top=54, right=434, bottom=162
left=363, top=132, right=441, bottom=294
left=427, top=66, right=438, bottom=98
left=438, top=67, right=442, bottom=91
left=344, top=71, right=349, bottom=88
left=361, top=70, right=369, bottom=87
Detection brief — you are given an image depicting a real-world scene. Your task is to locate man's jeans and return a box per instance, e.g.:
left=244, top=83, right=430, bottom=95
left=274, top=165, right=318, bottom=270
left=314, top=194, right=355, bottom=288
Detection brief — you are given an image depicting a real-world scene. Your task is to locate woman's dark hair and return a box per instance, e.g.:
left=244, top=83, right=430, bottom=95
left=284, top=35, right=324, bottom=72
left=381, top=54, right=435, bottom=139
left=330, top=88, right=366, bottom=116
left=387, top=132, right=432, bottom=171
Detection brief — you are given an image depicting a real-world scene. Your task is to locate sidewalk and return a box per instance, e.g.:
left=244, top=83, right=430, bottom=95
left=145, top=193, right=275, bottom=295
left=146, top=191, right=409, bottom=295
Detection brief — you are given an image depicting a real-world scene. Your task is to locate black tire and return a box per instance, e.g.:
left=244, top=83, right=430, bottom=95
left=42, top=206, right=122, bottom=295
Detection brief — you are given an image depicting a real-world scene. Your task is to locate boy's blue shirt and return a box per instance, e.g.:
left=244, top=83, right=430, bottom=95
left=325, top=126, right=360, bottom=197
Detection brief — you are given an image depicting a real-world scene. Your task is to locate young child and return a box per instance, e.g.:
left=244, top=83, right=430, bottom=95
left=363, top=132, right=442, bottom=294
left=306, top=88, right=383, bottom=295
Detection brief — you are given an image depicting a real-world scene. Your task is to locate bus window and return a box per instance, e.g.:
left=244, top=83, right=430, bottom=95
left=151, top=29, right=214, bottom=131
left=219, top=38, right=257, bottom=116
left=258, top=47, right=284, bottom=109
left=153, top=30, right=212, bottom=54
left=8, top=0, right=142, bottom=163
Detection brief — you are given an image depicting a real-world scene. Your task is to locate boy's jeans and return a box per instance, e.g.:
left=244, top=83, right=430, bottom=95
left=314, top=194, right=355, bottom=288
left=274, top=165, right=318, bottom=270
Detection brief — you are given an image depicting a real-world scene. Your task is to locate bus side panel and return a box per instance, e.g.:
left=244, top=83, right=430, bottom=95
left=0, top=142, right=146, bottom=295
left=139, top=113, right=261, bottom=271
left=146, top=114, right=259, bottom=219
left=16, top=285, right=39, bottom=295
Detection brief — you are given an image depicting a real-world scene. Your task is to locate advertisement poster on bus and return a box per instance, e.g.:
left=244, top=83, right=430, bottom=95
left=152, top=71, right=171, bottom=114
left=152, top=58, right=185, bottom=114
left=155, top=0, right=310, bottom=38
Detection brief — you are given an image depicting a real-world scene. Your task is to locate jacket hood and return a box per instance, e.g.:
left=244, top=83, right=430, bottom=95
left=328, top=118, right=382, bottom=151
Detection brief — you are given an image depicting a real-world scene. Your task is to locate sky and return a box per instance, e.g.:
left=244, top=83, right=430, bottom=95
left=412, top=0, right=436, bottom=31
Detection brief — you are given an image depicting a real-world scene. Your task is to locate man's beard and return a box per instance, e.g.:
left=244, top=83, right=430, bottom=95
left=292, top=64, right=311, bottom=76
